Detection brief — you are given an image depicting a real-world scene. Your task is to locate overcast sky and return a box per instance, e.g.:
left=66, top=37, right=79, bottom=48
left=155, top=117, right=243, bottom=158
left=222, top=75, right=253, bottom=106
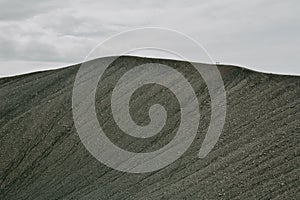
left=0, top=0, right=299, bottom=77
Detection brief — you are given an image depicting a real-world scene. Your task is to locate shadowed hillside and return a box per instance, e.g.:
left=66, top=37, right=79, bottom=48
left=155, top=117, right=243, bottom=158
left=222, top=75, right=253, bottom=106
left=0, top=56, right=299, bottom=199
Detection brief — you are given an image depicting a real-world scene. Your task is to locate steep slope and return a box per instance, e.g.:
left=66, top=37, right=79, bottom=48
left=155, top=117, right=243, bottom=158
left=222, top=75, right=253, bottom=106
left=0, top=56, right=299, bottom=199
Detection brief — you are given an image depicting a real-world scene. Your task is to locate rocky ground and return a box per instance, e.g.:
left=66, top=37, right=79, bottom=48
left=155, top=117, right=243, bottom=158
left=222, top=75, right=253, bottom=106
left=0, top=56, right=299, bottom=199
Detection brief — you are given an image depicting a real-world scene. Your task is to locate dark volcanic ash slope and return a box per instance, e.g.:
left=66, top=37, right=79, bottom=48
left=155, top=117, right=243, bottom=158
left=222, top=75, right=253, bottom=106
left=0, top=56, right=299, bottom=200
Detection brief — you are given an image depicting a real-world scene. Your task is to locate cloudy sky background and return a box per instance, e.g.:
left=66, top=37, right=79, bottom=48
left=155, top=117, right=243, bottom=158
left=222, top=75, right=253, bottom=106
left=0, top=0, right=299, bottom=77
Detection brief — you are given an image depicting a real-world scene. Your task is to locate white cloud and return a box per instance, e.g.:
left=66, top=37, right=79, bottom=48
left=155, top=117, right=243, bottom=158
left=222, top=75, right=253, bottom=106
left=0, top=0, right=299, bottom=77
